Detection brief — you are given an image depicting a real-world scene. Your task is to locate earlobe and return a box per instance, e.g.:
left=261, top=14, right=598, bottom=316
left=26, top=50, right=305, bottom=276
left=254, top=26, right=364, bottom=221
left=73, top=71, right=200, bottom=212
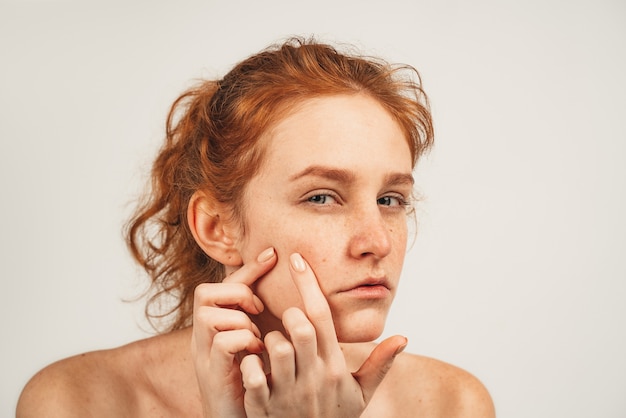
left=187, top=191, right=243, bottom=266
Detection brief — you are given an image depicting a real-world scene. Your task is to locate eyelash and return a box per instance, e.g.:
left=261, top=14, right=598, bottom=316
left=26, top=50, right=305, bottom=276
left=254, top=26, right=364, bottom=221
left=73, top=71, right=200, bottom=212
left=377, top=195, right=410, bottom=208
left=305, top=192, right=410, bottom=209
left=306, top=191, right=340, bottom=205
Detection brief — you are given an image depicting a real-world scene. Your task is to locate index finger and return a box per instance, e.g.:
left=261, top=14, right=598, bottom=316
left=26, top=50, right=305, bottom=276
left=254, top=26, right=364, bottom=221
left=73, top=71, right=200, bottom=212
left=223, top=247, right=277, bottom=286
left=288, top=253, right=341, bottom=358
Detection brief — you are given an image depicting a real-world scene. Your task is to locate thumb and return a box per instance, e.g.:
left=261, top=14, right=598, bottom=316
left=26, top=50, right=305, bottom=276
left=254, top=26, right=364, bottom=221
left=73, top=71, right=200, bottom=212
left=352, top=335, right=408, bottom=402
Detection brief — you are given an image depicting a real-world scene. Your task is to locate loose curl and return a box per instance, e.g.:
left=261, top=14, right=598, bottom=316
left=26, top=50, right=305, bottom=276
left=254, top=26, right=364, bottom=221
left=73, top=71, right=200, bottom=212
left=126, top=37, right=434, bottom=332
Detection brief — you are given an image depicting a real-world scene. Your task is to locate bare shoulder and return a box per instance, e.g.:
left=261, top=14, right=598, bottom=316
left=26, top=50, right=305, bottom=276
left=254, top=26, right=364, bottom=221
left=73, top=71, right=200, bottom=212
left=389, top=351, right=495, bottom=417
left=16, top=348, right=134, bottom=417
left=16, top=329, right=197, bottom=418
left=347, top=343, right=495, bottom=418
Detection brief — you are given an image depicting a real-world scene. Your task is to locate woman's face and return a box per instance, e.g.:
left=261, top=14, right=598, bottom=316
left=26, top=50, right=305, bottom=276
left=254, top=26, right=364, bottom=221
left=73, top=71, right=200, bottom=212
left=234, top=94, right=414, bottom=343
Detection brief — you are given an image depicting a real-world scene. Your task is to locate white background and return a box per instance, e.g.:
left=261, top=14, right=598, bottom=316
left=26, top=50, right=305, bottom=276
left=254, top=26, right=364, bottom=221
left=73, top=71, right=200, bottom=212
left=2, top=1, right=625, bottom=417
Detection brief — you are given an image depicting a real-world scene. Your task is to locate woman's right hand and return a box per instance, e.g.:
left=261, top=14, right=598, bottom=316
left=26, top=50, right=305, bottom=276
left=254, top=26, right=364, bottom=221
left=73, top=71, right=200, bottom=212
left=238, top=253, right=406, bottom=418
left=191, top=247, right=277, bottom=418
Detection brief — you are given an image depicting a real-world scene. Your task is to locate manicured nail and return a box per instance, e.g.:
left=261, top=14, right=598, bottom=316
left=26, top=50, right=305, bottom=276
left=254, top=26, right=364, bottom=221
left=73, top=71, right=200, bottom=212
left=251, top=321, right=262, bottom=338
left=290, top=253, right=306, bottom=272
left=394, top=337, right=408, bottom=357
left=257, top=247, right=275, bottom=263
left=253, top=295, right=265, bottom=313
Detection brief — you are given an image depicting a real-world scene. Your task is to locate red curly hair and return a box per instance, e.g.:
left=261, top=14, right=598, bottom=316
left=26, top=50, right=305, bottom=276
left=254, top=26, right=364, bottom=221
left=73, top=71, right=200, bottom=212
left=126, top=37, right=434, bottom=332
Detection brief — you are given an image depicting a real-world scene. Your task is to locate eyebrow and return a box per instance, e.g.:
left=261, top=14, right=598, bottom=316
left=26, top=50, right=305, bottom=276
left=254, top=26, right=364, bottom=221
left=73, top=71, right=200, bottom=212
left=385, top=172, right=415, bottom=187
left=289, top=165, right=414, bottom=186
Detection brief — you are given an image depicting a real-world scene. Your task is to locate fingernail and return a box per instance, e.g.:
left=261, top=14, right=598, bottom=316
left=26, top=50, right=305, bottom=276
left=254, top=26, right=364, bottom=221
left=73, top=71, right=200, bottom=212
left=252, top=322, right=262, bottom=338
left=257, top=247, right=275, bottom=263
left=290, top=253, right=306, bottom=272
left=253, top=295, right=264, bottom=313
left=394, top=338, right=408, bottom=357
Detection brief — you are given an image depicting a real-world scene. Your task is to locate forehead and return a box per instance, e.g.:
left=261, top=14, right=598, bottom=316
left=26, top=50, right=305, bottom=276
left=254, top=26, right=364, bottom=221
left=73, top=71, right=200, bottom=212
left=257, top=94, right=412, bottom=174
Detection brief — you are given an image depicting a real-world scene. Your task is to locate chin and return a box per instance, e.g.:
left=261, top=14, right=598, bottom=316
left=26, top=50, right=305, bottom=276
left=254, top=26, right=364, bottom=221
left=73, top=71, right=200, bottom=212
left=336, top=327, right=385, bottom=343
left=334, top=314, right=387, bottom=343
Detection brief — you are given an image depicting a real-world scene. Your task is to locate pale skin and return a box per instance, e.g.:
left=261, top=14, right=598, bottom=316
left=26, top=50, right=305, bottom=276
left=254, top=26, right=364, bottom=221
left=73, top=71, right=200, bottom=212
left=17, top=94, right=495, bottom=417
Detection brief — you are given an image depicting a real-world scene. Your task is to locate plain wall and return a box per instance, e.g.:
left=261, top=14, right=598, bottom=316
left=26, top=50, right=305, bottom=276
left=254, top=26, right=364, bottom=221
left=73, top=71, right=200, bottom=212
left=1, top=1, right=625, bottom=416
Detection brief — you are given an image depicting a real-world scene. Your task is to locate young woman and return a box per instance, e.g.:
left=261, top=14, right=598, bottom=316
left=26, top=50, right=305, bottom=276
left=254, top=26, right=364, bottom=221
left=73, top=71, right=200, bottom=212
left=17, top=38, right=495, bottom=417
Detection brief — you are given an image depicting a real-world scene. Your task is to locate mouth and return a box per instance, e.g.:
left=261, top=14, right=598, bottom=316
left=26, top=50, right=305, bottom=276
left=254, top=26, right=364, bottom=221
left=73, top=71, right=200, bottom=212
left=340, top=278, right=391, bottom=299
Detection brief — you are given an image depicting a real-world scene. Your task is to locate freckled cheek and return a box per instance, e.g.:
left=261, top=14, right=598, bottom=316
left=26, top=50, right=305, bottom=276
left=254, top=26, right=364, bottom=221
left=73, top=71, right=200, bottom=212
left=383, top=220, right=409, bottom=279
left=393, top=225, right=408, bottom=253
left=252, top=232, right=335, bottom=317
left=254, top=258, right=302, bottom=317
left=248, top=232, right=309, bottom=315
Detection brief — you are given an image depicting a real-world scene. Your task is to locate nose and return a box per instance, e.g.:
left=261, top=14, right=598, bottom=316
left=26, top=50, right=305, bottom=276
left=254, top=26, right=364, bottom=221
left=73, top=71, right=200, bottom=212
left=348, top=207, right=393, bottom=259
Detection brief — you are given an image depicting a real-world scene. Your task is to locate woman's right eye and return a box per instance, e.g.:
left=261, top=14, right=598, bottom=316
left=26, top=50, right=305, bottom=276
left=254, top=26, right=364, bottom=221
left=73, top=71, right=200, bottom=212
left=307, top=194, right=337, bottom=205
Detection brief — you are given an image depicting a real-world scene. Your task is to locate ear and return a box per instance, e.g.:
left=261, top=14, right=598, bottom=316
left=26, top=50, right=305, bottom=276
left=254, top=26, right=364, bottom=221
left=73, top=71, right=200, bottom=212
left=187, top=190, right=243, bottom=267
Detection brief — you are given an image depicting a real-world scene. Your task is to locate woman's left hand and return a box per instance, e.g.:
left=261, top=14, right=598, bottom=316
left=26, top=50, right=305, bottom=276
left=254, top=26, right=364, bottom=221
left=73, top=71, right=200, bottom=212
left=239, top=252, right=407, bottom=417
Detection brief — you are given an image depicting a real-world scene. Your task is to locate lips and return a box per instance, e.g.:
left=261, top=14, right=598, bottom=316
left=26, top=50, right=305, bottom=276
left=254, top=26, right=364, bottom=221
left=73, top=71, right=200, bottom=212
left=339, top=277, right=392, bottom=299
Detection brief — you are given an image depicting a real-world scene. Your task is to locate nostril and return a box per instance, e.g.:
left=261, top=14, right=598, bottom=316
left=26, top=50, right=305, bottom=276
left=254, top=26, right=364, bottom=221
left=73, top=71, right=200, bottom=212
left=348, top=213, right=393, bottom=259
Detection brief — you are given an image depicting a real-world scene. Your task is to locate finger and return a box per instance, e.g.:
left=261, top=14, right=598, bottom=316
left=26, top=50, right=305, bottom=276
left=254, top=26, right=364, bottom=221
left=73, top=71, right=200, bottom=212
left=289, top=253, right=340, bottom=358
left=220, top=247, right=277, bottom=313
left=192, top=299, right=263, bottom=377
left=194, top=282, right=264, bottom=314
left=223, top=247, right=277, bottom=286
left=282, top=307, right=317, bottom=374
left=264, top=330, right=296, bottom=385
left=192, top=307, right=262, bottom=376
left=352, top=335, right=407, bottom=403
left=240, top=354, right=270, bottom=408
left=195, top=306, right=261, bottom=341
left=207, top=329, right=265, bottom=375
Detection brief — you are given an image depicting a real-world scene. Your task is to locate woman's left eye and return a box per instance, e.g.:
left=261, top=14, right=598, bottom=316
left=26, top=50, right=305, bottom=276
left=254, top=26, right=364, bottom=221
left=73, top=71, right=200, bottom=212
left=377, top=195, right=406, bottom=207
left=307, top=194, right=337, bottom=205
